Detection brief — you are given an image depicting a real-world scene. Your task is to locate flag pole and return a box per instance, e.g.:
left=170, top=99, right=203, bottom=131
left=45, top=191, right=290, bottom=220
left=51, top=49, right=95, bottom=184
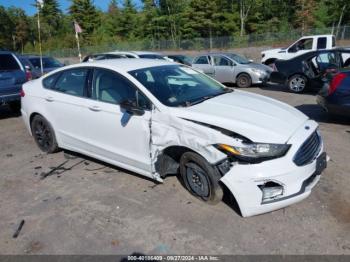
left=36, top=1, right=44, bottom=75
left=75, top=31, right=82, bottom=62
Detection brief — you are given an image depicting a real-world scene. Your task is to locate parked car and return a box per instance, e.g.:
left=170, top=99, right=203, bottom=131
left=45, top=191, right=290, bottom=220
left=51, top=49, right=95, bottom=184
left=21, top=59, right=326, bottom=217
left=317, top=71, right=350, bottom=118
left=192, top=53, right=272, bottom=88
left=111, top=51, right=167, bottom=60
left=261, top=34, right=335, bottom=66
left=25, top=55, right=64, bottom=75
left=0, top=51, right=32, bottom=111
left=82, top=53, right=128, bottom=62
left=18, top=56, right=42, bottom=79
left=270, top=48, right=350, bottom=93
left=165, top=55, right=193, bottom=66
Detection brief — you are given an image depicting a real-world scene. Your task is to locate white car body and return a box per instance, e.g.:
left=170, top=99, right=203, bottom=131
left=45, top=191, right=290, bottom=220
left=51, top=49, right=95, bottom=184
left=261, top=35, right=335, bottom=64
left=21, top=59, right=326, bottom=217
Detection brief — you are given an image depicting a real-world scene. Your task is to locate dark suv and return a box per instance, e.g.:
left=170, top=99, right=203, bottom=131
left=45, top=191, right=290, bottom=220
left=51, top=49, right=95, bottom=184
left=0, top=51, right=31, bottom=111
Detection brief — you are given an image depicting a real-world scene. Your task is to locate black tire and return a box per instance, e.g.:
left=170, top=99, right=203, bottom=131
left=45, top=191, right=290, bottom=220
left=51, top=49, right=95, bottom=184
left=8, top=101, right=21, bottom=112
left=31, top=115, right=59, bottom=153
left=180, top=152, right=223, bottom=205
left=236, top=73, right=252, bottom=88
left=288, top=74, right=307, bottom=93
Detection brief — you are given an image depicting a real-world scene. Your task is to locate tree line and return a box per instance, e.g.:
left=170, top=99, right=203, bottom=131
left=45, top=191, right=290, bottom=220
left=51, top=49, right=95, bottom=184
left=0, top=0, right=348, bottom=54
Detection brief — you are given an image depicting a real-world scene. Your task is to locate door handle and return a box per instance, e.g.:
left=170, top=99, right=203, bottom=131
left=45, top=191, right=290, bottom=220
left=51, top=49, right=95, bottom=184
left=88, top=105, right=101, bottom=112
left=45, top=96, right=54, bottom=102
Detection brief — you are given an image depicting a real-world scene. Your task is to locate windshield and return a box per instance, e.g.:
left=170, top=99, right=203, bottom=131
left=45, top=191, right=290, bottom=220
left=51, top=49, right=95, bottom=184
left=29, top=57, right=63, bottom=69
left=129, top=65, right=232, bottom=107
left=225, top=53, right=250, bottom=64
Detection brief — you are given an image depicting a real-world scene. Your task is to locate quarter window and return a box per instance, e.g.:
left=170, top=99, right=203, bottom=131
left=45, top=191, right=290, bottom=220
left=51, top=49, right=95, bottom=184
left=53, top=68, right=88, bottom=97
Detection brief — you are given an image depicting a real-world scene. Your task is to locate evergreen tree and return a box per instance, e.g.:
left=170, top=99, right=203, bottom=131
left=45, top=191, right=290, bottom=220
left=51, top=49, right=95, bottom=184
left=41, top=0, right=62, bottom=37
left=69, top=0, right=99, bottom=39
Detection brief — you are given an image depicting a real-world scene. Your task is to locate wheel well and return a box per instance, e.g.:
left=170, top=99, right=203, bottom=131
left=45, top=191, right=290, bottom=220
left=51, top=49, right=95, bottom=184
left=29, top=112, right=42, bottom=126
left=236, top=72, right=251, bottom=79
left=264, top=58, right=276, bottom=65
left=155, top=146, right=195, bottom=178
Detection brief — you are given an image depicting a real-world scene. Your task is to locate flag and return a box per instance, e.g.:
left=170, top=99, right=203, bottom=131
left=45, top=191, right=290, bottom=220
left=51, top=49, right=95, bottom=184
left=74, top=21, right=83, bottom=34
left=37, top=0, right=44, bottom=8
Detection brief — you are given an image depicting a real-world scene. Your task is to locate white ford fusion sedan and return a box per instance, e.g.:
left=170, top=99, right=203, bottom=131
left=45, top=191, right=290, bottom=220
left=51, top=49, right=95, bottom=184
left=21, top=59, right=327, bottom=217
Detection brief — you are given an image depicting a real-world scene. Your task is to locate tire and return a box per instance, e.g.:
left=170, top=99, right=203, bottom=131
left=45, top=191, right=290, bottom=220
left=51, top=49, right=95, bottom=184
left=288, top=74, right=307, bottom=93
left=180, top=152, right=223, bottom=205
left=236, top=73, right=252, bottom=88
left=31, top=115, right=59, bottom=153
left=8, top=101, right=21, bottom=112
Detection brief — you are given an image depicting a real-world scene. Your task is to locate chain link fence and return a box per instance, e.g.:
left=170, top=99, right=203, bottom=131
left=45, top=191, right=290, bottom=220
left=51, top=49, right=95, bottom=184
left=45, top=25, right=350, bottom=58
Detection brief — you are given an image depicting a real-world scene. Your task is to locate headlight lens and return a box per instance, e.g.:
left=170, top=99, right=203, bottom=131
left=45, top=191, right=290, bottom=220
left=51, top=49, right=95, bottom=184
left=216, top=143, right=290, bottom=162
left=251, top=68, right=264, bottom=74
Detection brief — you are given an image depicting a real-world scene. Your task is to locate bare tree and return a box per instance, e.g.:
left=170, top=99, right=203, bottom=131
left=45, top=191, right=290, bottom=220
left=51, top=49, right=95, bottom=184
left=239, top=0, right=252, bottom=37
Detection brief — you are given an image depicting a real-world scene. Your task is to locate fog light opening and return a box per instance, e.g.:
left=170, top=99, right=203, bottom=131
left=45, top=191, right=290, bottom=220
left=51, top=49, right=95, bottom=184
left=258, top=181, right=284, bottom=203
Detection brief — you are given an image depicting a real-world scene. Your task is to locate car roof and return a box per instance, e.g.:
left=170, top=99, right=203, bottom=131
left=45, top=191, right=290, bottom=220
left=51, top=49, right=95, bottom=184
left=301, top=34, right=334, bottom=38
left=64, top=58, right=175, bottom=72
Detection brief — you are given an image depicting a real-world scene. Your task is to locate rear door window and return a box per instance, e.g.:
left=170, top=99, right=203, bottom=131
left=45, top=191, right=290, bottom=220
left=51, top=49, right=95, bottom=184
left=0, top=54, right=21, bottom=71
left=52, top=68, right=89, bottom=97
left=317, top=37, right=327, bottom=49
left=43, top=72, right=61, bottom=89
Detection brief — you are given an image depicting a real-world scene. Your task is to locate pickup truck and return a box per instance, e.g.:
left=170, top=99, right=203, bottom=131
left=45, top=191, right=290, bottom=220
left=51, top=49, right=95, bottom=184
left=261, top=35, right=335, bottom=66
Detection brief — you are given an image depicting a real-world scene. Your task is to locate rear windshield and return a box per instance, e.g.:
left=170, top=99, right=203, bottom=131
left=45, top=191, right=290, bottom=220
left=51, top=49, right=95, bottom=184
left=0, top=54, right=21, bottom=71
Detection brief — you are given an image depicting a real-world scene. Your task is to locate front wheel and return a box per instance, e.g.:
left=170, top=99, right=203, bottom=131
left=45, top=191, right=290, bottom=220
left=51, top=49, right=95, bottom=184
left=31, top=115, right=59, bottom=153
left=288, top=74, right=307, bottom=93
left=236, top=73, right=252, bottom=88
left=180, top=152, right=223, bottom=205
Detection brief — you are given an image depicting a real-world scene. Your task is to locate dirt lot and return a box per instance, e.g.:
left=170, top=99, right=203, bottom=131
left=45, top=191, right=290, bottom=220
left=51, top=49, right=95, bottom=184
left=0, top=85, right=350, bottom=255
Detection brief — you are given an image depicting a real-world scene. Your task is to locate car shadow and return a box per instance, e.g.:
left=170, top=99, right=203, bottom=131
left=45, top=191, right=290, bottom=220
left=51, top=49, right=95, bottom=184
left=295, top=104, right=350, bottom=125
left=0, top=106, right=21, bottom=120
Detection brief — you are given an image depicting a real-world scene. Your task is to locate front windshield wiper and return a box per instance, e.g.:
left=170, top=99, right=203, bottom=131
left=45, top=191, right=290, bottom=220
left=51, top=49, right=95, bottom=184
left=181, top=88, right=233, bottom=107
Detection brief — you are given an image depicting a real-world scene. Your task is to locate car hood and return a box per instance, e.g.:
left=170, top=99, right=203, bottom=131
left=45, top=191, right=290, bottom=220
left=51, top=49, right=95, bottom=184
left=262, top=48, right=283, bottom=55
left=170, top=90, right=308, bottom=144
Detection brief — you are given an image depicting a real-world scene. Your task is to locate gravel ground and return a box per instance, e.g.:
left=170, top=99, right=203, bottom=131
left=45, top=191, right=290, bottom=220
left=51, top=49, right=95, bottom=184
left=0, top=85, right=349, bottom=255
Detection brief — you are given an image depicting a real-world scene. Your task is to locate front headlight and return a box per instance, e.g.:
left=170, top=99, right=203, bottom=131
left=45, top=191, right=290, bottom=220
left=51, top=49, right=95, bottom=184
left=251, top=68, right=264, bottom=74
left=216, top=143, right=290, bottom=162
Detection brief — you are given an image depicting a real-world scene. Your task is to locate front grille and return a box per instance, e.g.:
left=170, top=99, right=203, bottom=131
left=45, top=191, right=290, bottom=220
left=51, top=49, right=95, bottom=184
left=294, top=131, right=321, bottom=166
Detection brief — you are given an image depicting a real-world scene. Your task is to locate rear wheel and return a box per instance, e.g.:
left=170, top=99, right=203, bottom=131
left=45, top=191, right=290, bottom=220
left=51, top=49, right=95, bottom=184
left=288, top=74, right=307, bottom=93
left=180, top=152, right=223, bottom=205
left=236, top=73, right=252, bottom=88
left=8, top=101, right=21, bottom=112
left=31, top=115, right=59, bottom=153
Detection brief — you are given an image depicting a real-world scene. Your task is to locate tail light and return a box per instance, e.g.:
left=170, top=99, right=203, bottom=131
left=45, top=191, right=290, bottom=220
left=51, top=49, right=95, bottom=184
left=329, top=73, right=347, bottom=95
left=25, top=70, right=32, bottom=81
left=20, top=88, right=25, bottom=97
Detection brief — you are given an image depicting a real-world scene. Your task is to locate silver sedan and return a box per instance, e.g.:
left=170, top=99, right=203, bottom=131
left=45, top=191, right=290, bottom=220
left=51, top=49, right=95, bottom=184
left=192, top=53, right=272, bottom=88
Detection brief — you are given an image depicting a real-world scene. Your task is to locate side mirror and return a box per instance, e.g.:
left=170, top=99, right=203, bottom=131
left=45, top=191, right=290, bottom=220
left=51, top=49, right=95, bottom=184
left=120, top=100, right=145, bottom=116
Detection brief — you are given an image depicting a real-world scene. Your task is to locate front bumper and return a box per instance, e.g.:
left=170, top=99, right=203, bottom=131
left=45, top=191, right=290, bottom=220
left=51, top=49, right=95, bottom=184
left=220, top=120, right=326, bottom=217
left=251, top=71, right=271, bottom=84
